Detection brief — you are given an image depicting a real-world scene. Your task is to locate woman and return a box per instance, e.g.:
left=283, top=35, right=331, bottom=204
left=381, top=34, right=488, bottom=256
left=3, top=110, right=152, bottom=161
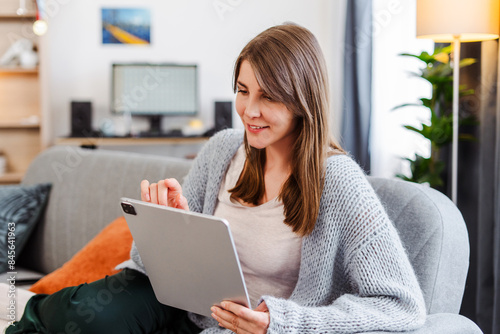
left=8, top=23, right=425, bottom=334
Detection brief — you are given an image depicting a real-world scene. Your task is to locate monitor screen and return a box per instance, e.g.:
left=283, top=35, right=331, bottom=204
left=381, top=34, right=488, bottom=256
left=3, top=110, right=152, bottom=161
left=111, top=63, right=198, bottom=116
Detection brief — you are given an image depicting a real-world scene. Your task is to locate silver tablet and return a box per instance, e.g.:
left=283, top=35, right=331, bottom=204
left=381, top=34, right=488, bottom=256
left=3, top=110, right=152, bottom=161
left=120, top=197, right=251, bottom=317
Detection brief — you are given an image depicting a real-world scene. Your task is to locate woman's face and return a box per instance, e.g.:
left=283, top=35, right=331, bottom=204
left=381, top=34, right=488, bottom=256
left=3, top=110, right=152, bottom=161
left=235, top=60, right=297, bottom=151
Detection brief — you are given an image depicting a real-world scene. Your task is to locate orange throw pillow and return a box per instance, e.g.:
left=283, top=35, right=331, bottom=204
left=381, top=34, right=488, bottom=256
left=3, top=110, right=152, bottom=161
left=29, top=216, right=133, bottom=295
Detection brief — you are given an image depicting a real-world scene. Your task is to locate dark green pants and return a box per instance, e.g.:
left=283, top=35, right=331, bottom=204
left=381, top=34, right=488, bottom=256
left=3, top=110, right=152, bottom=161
left=6, top=269, right=202, bottom=334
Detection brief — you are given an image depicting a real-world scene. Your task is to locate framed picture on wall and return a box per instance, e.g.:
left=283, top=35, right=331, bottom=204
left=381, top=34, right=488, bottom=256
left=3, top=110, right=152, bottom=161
left=102, top=8, right=151, bottom=45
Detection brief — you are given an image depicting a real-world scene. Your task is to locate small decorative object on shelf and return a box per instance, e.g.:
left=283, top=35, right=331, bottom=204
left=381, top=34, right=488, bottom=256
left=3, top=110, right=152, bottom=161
left=0, top=38, right=38, bottom=69
left=16, top=0, right=27, bottom=15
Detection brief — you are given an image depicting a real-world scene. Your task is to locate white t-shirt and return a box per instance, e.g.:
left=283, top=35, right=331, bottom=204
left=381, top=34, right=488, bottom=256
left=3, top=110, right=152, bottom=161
left=213, top=145, right=302, bottom=308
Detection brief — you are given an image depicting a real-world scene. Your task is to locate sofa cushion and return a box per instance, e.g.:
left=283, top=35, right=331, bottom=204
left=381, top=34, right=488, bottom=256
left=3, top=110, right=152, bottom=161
left=29, top=216, right=132, bottom=294
left=20, top=146, right=193, bottom=274
left=0, top=183, right=51, bottom=273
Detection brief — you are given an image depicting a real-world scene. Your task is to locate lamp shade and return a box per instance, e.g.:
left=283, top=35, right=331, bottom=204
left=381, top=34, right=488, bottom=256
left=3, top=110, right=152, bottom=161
left=417, top=0, right=499, bottom=42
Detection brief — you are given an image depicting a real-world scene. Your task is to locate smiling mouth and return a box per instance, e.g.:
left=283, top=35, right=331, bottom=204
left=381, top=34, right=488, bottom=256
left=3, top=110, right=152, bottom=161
left=249, top=125, right=269, bottom=130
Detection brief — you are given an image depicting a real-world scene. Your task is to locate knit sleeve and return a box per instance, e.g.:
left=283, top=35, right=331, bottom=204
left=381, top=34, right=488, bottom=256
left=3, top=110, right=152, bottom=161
left=182, top=136, right=213, bottom=214
left=260, top=155, right=426, bottom=333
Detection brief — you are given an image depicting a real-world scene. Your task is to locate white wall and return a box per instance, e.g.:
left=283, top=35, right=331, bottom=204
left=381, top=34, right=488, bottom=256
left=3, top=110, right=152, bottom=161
left=371, top=0, right=434, bottom=178
left=40, top=0, right=343, bottom=143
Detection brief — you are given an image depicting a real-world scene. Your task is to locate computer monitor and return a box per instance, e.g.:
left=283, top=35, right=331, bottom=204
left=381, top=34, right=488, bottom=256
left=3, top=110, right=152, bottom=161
left=111, top=63, right=198, bottom=135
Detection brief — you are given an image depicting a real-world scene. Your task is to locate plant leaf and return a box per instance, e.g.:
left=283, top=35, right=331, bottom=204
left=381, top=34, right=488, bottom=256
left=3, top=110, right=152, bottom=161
left=459, top=58, right=476, bottom=68
left=420, top=98, right=432, bottom=109
left=391, top=103, right=424, bottom=111
left=459, top=133, right=477, bottom=142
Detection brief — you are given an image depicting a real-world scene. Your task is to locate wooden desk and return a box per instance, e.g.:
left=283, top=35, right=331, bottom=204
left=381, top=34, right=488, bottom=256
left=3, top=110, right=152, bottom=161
left=56, top=136, right=209, bottom=147
left=56, top=136, right=210, bottom=159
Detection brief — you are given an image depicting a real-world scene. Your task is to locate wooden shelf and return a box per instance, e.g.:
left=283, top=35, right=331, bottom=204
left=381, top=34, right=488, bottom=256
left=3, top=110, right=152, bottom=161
left=56, top=136, right=210, bottom=147
left=0, top=67, right=38, bottom=74
left=0, top=172, right=23, bottom=184
left=0, top=13, right=36, bottom=19
left=0, top=121, right=40, bottom=129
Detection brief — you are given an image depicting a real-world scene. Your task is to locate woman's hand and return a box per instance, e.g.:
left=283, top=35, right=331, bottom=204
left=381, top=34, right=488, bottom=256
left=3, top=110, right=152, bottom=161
left=211, top=301, right=270, bottom=334
left=140, top=178, right=189, bottom=210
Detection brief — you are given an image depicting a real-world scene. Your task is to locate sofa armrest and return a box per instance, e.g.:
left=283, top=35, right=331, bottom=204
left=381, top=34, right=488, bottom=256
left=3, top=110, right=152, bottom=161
left=0, top=267, right=44, bottom=288
left=0, top=282, right=35, bottom=323
left=412, top=313, right=482, bottom=334
left=365, top=313, right=482, bottom=334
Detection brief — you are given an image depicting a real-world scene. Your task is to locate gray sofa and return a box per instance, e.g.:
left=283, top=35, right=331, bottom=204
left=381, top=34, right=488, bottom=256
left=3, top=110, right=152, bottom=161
left=0, top=145, right=483, bottom=333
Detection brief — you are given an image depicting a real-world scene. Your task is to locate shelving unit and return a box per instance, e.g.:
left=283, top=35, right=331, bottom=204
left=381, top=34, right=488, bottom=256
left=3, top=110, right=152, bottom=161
left=0, top=0, right=40, bottom=184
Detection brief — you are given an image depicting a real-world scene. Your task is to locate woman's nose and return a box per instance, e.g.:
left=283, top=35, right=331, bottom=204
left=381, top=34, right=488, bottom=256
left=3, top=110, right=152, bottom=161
left=245, top=98, right=261, bottom=118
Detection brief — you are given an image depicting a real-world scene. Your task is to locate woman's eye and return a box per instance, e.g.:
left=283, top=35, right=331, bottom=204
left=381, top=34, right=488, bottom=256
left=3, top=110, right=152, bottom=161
left=263, top=95, right=273, bottom=101
left=237, top=89, right=248, bottom=94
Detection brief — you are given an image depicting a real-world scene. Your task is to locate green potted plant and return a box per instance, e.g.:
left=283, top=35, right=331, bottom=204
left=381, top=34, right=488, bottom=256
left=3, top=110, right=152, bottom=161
left=393, top=45, right=477, bottom=190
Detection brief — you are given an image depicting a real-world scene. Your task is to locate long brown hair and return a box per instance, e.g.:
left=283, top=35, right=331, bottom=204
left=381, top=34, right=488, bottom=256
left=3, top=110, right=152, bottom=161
left=230, top=23, right=345, bottom=236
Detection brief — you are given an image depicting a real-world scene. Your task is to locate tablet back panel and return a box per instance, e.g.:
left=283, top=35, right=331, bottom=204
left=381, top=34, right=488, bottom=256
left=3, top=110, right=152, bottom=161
left=120, top=198, right=250, bottom=317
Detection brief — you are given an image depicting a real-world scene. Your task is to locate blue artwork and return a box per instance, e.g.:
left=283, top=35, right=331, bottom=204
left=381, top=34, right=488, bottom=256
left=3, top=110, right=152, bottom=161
left=102, top=8, right=151, bottom=45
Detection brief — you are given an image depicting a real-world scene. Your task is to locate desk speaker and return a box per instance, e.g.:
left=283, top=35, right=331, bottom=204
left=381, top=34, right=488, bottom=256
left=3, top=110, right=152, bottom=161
left=71, top=101, right=92, bottom=137
left=214, top=101, right=232, bottom=132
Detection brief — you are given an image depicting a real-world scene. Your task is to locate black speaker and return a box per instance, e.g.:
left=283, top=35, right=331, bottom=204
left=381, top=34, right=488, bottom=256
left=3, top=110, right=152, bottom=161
left=214, top=101, right=232, bottom=132
left=71, top=101, right=92, bottom=137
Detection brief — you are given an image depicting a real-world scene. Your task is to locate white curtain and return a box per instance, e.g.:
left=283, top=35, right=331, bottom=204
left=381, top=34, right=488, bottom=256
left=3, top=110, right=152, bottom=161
left=370, top=0, right=433, bottom=178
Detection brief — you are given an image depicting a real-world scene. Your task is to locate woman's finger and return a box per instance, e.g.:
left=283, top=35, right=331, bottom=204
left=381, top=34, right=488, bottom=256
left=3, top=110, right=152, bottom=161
left=254, top=301, right=268, bottom=312
left=212, top=302, right=269, bottom=334
left=157, top=179, right=169, bottom=206
left=140, top=180, right=150, bottom=202
left=141, top=179, right=188, bottom=210
left=175, top=194, right=190, bottom=211
left=164, top=178, right=183, bottom=194
left=211, top=306, right=246, bottom=334
left=164, top=178, right=182, bottom=206
left=149, top=183, right=158, bottom=204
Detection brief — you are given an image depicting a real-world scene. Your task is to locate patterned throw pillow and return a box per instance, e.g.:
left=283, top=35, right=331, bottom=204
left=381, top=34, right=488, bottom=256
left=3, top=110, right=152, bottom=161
left=0, top=183, right=51, bottom=273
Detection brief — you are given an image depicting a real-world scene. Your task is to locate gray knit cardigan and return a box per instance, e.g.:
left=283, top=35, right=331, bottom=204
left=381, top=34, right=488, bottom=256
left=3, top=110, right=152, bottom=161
left=120, top=129, right=426, bottom=333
